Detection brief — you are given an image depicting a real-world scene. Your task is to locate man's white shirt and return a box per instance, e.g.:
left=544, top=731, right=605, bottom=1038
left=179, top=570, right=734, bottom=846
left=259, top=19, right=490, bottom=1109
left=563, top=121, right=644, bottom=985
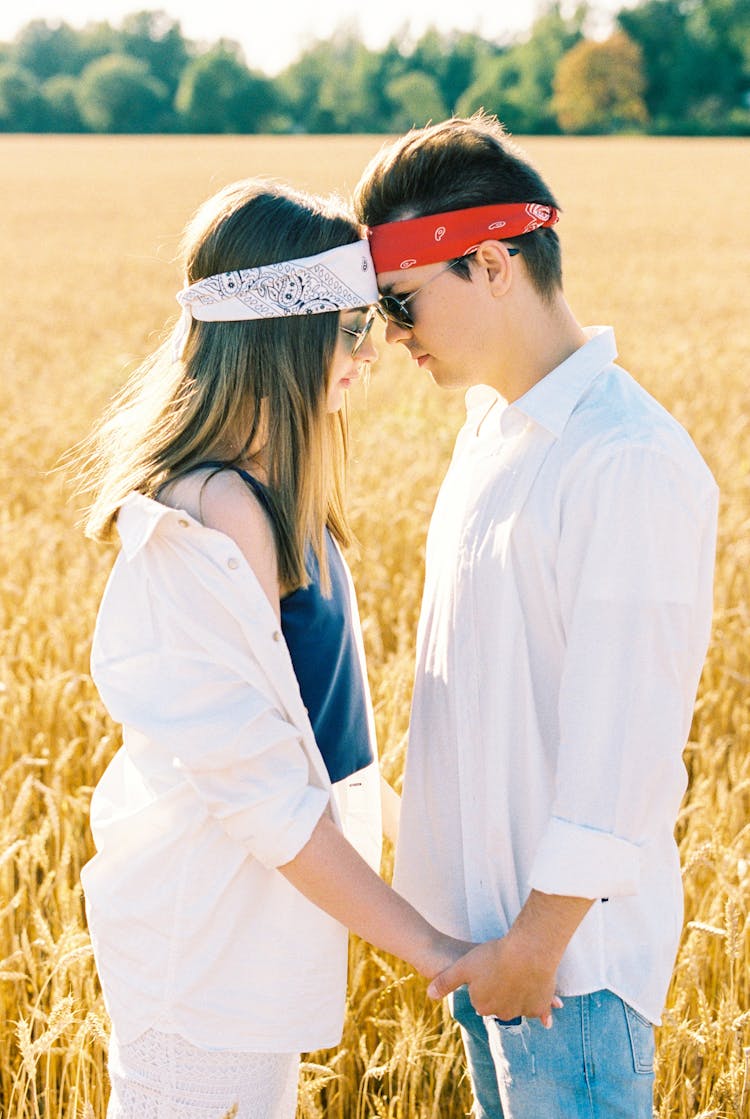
left=394, top=327, right=718, bottom=1023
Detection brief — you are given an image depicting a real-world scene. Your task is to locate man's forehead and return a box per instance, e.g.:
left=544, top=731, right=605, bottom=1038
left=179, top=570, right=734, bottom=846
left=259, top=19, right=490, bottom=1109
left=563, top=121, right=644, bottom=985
left=376, top=264, right=435, bottom=295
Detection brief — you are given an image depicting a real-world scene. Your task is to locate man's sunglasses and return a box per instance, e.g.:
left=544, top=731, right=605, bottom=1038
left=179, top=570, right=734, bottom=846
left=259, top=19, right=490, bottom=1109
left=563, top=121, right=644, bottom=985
left=378, top=248, right=520, bottom=331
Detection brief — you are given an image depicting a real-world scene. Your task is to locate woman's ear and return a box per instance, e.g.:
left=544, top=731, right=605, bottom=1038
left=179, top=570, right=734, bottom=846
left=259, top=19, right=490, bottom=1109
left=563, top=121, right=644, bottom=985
left=473, top=240, right=515, bottom=297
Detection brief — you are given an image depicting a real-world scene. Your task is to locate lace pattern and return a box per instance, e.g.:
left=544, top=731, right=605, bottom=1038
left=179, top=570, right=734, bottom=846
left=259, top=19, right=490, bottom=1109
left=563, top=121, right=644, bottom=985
left=107, top=1029, right=299, bottom=1119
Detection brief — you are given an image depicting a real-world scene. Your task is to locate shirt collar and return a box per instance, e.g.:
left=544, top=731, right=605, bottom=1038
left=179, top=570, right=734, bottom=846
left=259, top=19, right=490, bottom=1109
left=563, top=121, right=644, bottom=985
left=508, top=326, right=617, bottom=440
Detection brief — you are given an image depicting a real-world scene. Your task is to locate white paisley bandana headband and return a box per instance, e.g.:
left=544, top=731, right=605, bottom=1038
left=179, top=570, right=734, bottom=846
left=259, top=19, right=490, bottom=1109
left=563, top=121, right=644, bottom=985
left=171, top=239, right=378, bottom=360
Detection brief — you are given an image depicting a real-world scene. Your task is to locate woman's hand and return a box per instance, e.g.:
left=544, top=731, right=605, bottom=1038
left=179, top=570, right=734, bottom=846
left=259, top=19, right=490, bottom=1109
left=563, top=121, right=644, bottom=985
left=417, top=930, right=477, bottom=980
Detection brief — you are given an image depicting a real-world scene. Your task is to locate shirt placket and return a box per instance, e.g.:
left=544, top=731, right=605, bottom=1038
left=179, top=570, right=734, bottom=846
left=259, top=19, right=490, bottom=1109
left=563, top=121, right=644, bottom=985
left=455, top=423, right=559, bottom=939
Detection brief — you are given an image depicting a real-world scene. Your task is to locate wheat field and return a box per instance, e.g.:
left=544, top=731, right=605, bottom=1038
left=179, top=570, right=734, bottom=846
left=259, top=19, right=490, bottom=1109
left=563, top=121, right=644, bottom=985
left=0, top=133, right=748, bottom=1118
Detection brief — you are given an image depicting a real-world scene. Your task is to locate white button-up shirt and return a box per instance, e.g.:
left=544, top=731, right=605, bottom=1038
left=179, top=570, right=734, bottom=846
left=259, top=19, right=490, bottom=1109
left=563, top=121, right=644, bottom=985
left=82, top=493, right=382, bottom=1051
left=393, top=327, right=718, bottom=1023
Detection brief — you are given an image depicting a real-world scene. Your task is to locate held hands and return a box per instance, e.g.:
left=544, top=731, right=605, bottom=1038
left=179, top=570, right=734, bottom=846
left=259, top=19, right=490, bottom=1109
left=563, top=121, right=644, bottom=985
left=426, top=891, right=593, bottom=1028
left=426, top=931, right=564, bottom=1028
left=419, top=930, right=477, bottom=981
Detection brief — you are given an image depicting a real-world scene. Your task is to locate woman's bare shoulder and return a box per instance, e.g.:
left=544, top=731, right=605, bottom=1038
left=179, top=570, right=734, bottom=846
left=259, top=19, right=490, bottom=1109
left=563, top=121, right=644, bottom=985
left=164, top=468, right=280, bottom=616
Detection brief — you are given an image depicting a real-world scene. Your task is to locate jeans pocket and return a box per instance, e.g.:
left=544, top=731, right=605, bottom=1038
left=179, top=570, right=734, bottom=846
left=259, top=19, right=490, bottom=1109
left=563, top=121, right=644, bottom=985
left=623, top=1002, right=655, bottom=1074
left=487, top=1014, right=526, bottom=1041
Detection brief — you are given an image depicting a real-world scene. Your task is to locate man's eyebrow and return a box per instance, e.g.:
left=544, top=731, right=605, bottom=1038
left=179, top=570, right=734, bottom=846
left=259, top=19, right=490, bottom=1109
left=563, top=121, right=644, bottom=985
left=378, top=282, right=410, bottom=297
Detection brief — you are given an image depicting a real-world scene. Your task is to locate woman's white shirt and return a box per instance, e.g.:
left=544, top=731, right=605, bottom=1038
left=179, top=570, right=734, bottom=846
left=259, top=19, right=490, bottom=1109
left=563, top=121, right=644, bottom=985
left=82, top=491, right=382, bottom=1051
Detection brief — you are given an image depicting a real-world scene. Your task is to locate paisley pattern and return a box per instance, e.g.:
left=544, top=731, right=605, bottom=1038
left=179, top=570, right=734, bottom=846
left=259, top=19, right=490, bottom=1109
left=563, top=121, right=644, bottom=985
left=187, top=261, right=360, bottom=318
left=368, top=202, right=559, bottom=273
left=178, top=240, right=376, bottom=321
left=171, top=239, right=378, bottom=360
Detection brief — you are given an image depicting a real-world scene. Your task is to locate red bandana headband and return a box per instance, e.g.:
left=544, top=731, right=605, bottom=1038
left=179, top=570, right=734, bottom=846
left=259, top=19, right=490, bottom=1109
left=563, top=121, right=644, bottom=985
left=367, top=202, right=559, bottom=272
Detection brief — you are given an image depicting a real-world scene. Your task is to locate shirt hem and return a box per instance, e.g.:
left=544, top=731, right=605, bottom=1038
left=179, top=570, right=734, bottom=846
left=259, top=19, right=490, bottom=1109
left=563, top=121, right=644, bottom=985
left=111, top=1018, right=345, bottom=1054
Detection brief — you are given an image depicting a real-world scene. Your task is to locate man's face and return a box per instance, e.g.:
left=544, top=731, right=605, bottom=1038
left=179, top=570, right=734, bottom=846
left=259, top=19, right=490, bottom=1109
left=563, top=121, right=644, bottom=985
left=376, top=258, right=494, bottom=391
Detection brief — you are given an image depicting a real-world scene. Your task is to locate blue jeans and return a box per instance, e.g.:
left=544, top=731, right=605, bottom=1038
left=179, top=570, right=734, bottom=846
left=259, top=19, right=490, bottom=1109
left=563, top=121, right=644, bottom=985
left=450, top=986, right=655, bottom=1119
left=450, top=985, right=504, bottom=1118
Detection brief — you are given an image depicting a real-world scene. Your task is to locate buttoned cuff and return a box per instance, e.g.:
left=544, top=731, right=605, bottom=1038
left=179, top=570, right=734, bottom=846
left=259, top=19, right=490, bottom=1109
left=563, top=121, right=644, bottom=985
left=528, top=816, right=642, bottom=899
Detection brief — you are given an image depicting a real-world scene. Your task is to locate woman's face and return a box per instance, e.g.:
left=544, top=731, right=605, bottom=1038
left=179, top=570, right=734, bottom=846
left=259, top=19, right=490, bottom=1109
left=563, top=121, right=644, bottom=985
left=326, top=309, right=378, bottom=413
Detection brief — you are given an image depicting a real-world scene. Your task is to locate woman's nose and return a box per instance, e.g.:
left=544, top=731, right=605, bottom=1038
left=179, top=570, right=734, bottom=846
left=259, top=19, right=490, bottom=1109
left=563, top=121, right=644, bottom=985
left=358, top=331, right=378, bottom=364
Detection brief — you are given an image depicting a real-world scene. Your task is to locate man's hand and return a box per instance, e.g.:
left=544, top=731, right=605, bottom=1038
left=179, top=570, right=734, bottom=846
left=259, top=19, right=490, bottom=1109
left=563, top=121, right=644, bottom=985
left=427, top=933, right=562, bottom=1026
left=426, top=890, right=594, bottom=1026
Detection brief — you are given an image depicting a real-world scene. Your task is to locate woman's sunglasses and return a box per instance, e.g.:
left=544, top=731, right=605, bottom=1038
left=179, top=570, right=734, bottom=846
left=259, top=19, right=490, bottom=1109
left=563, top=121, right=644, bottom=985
left=339, top=305, right=384, bottom=357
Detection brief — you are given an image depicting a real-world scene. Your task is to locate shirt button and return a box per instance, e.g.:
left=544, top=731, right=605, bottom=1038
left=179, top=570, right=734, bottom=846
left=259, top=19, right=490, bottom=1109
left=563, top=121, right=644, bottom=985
left=272, top=630, right=282, bottom=642
left=178, top=518, right=189, bottom=528
left=227, top=557, right=239, bottom=570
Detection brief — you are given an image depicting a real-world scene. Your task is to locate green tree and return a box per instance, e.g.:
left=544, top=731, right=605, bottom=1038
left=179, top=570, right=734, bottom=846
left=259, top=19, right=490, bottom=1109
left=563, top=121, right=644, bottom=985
left=75, top=20, right=122, bottom=69
left=14, top=19, right=86, bottom=79
left=316, top=37, right=383, bottom=131
left=618, top=0, right=750, bottom=131
left=368, top=38, right=409, bottom=127
left=42, top=74, right=84, bottom=131
left=618, top=0, right=705, bottom=125
left=0, top=63, right=46, bottom=130
left=175, top=43, right=276, bottom=133
left=688, top=0, right=750, bottom=130
left=457, top=2, right=585, bottom=133
left=13, top=17, right=120, bottom=81
left=76, top=53, right=169, bottom=132
left=408, top=28, right=495, bottom=113
left=276, top=41, right=333, bottom=132
left=119, top=9, right=190, bottom=98
left=385, top=71, right=448, bottom=131
left=278, top=33, right=382, bottom=132
left=552, top=32, right=649, bottom=133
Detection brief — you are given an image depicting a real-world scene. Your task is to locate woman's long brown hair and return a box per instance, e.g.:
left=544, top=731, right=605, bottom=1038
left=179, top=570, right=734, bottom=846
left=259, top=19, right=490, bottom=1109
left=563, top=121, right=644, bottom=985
left=75, top=179, right=362, bottom=593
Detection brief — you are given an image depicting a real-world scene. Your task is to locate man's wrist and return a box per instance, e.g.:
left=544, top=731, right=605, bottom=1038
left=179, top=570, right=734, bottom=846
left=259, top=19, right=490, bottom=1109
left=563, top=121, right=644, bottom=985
left=508, top=890, right=594, bottom=967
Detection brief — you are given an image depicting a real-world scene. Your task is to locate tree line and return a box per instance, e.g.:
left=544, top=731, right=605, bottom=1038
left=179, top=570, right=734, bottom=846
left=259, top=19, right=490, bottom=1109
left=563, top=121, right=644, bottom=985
left=1, top=1, right=749, bottom=135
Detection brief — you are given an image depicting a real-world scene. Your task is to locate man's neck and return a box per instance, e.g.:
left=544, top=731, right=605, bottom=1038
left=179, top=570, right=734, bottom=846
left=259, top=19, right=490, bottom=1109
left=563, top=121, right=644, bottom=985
left=491, top=292, right=587, bottom=404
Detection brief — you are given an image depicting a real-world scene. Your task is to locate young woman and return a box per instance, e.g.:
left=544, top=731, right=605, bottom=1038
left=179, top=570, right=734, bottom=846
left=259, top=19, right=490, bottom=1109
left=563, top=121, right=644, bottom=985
left=78, top=179, right=469, bottom=1119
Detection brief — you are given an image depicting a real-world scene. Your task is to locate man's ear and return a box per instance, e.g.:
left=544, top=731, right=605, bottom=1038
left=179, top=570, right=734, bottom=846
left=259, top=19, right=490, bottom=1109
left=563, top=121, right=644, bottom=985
left=474, top=240, right=515, bottom=297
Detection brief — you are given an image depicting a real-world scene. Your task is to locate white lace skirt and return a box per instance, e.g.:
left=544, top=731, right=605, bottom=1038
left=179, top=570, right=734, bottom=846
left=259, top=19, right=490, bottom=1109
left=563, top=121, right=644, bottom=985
left=106, top=1029, right=299, bottom=1119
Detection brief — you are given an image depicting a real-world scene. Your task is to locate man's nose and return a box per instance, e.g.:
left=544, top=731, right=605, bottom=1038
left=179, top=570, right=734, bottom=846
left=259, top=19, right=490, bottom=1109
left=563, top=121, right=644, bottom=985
left=384, top=316, right=412, bottom=344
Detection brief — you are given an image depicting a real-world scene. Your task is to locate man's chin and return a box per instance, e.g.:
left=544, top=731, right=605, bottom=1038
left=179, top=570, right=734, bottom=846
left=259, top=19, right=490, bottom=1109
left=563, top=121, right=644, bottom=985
left=426, top=363, right=463, bottom=390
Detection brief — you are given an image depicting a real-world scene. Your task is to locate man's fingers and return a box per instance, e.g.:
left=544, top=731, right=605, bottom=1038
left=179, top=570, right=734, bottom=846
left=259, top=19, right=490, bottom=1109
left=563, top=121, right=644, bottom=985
left=427, top=960, right=465, bottom=1000
left=541, top=996, right=564, bottom=1028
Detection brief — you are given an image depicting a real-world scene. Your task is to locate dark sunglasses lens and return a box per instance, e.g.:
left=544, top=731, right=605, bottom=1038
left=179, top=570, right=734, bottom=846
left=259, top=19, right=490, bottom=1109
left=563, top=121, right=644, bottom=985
left=379, top=296, right=413, bottom=330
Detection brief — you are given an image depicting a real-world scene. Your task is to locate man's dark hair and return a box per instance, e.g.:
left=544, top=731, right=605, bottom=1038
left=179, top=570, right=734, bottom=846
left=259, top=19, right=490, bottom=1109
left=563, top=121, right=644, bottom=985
left=354, top=112, right=562, bottom=299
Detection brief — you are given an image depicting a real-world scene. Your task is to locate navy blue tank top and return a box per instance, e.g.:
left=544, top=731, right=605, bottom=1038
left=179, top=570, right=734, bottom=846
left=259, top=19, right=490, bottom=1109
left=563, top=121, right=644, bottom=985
left=205, top=465, right=375, bottom=784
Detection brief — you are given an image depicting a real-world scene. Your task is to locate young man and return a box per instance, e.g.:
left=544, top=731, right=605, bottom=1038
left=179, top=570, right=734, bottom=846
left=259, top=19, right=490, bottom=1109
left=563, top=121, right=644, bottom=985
left=354, top=115, right=718, bottom=1119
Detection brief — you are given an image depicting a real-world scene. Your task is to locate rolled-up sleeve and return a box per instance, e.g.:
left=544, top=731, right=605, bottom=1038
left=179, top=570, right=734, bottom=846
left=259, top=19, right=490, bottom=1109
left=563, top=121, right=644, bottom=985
left=94, top=648, right=329, bottom=869
left=528, top=443, right=717, bottom=899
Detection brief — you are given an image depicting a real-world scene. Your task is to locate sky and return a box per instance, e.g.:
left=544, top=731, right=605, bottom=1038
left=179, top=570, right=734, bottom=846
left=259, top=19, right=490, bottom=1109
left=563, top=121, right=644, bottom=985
left=0, top=0, right=632, bottom=74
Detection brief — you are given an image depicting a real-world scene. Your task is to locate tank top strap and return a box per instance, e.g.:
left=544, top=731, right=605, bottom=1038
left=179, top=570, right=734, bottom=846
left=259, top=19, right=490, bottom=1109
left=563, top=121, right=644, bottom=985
left=191, top=460, right=274, bottom=518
